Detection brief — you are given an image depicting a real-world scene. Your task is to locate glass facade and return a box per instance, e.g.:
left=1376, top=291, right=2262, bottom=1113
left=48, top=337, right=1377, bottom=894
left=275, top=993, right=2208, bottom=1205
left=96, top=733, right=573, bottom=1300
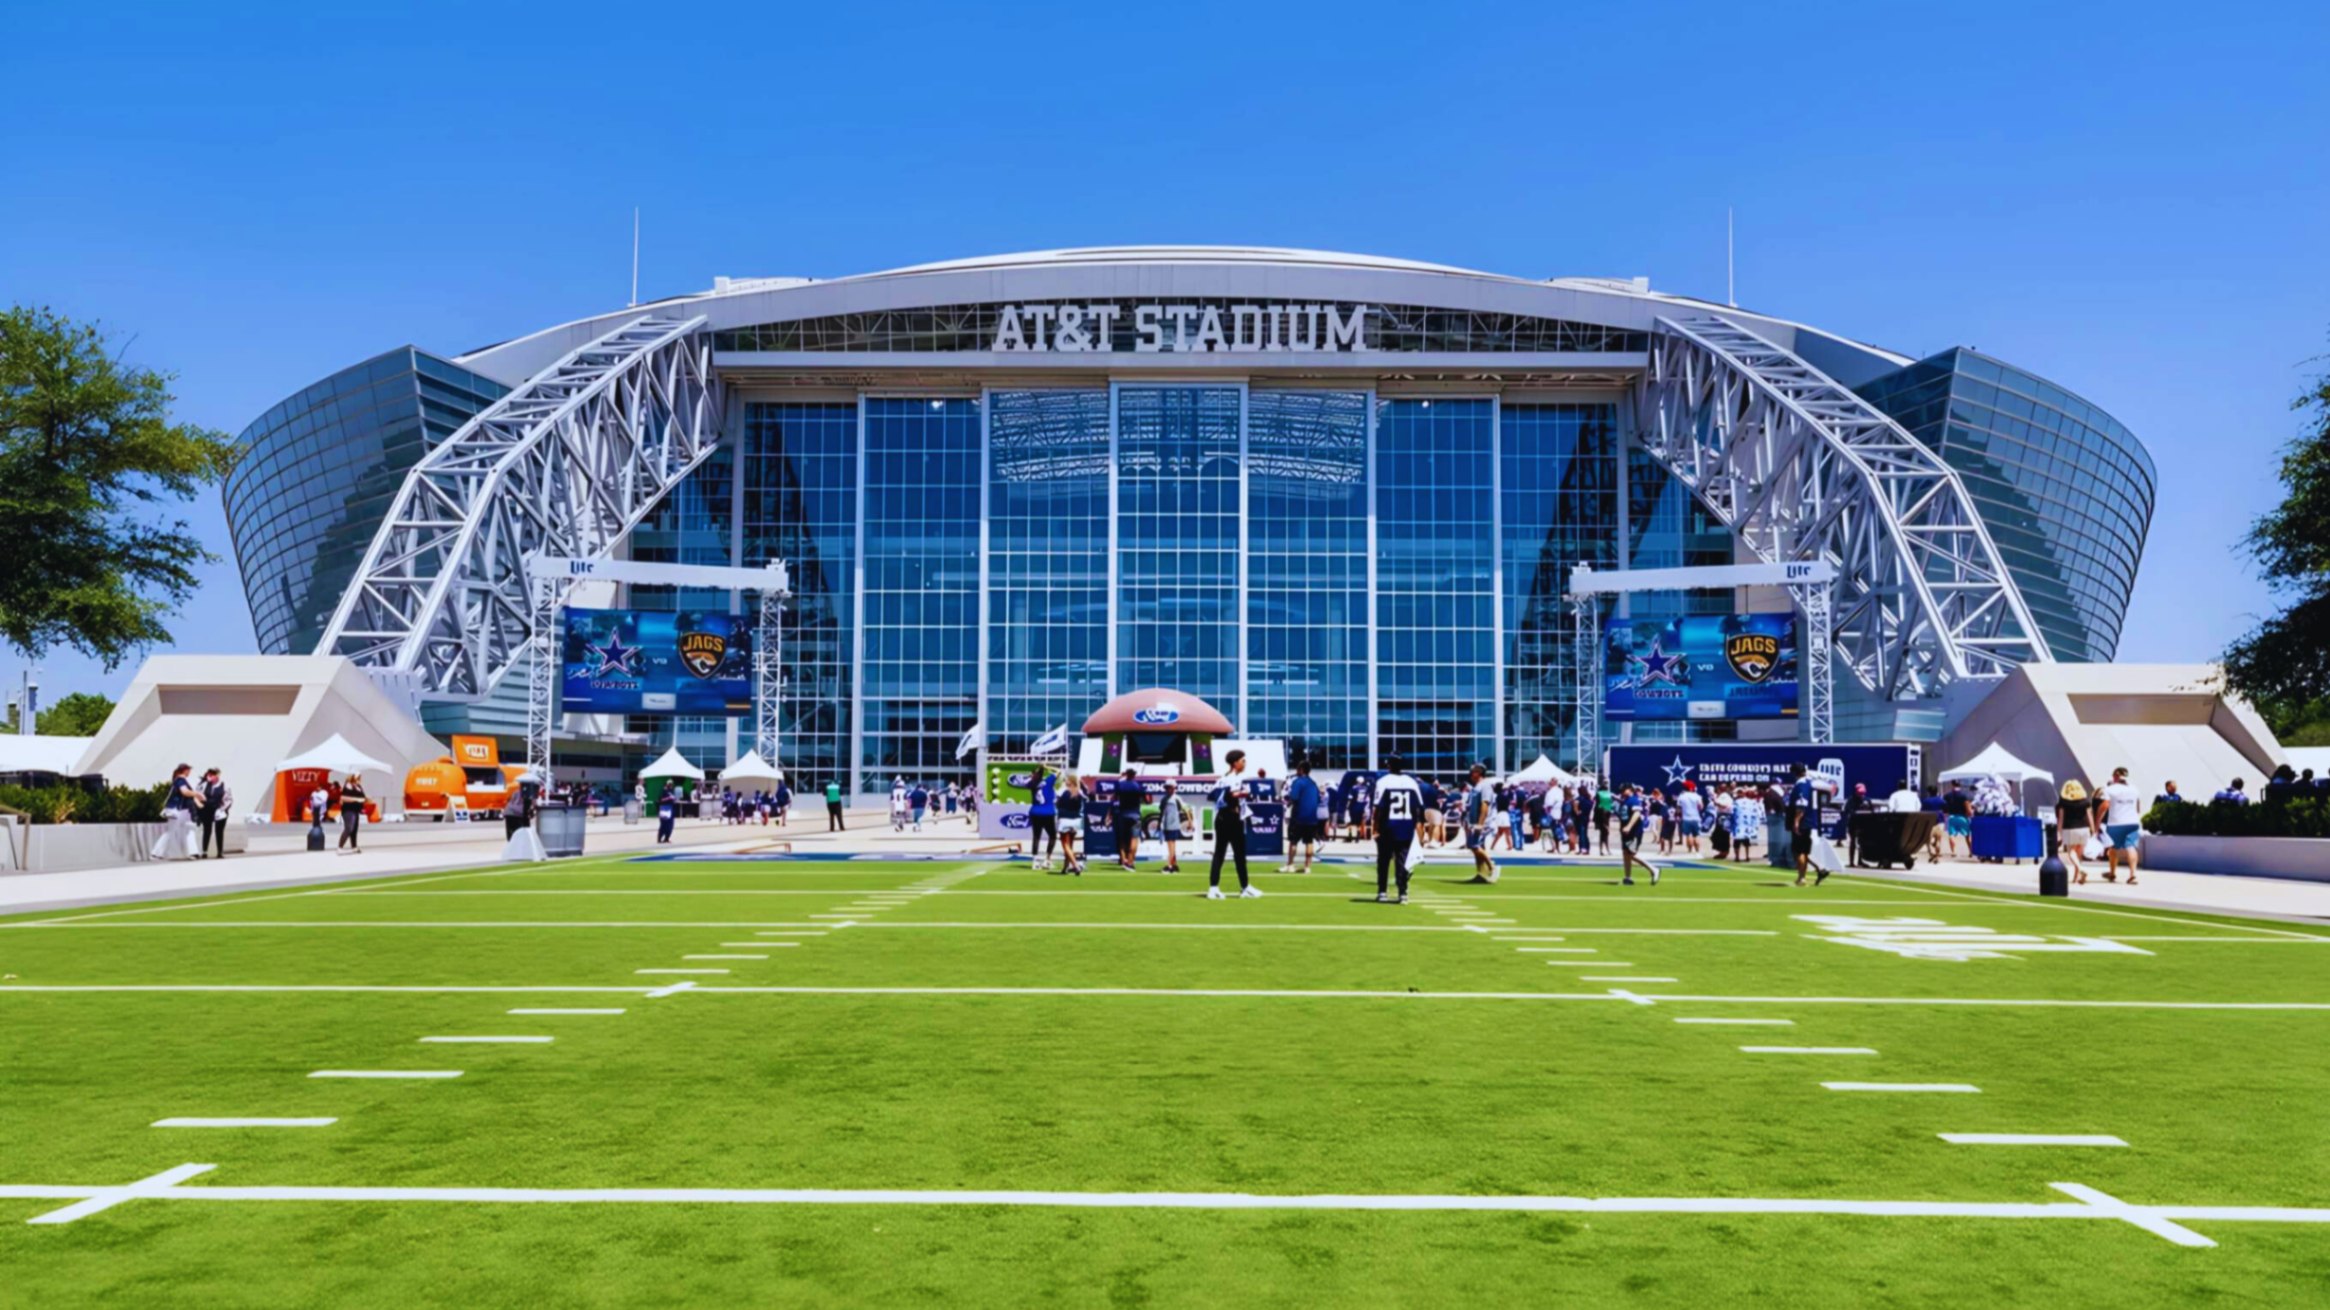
left=986, top=390, right=1111, bottom=749
left=1501, top=405, right=1620, bottom=768
left=1857, top=349, right=2153, bottom=663
left=858, top=398, right=981, bottom=790
left=223, top=348, right=507, bottom=655
left=1114, top=387, right=1242, bottom=704
left=1375, top=398, right=1499, bottom=778
left=1247, top=391, right=1370, bottom=769
left=740, top=403, right=858, bottom=794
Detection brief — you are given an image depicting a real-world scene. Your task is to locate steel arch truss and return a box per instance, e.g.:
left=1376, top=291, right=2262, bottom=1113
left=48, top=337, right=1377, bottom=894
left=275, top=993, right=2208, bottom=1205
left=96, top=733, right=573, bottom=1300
left=316, top=315, right=725, bottom=699
left=1635, top=314, right=2048, bottom=699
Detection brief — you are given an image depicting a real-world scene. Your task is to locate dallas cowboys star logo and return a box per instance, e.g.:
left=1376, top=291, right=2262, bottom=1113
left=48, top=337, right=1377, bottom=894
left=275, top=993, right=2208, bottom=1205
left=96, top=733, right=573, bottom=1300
left=1661, top=754, right=1693, bottom=786
left=1630, top=638, right=1684, bottom=686
left=589, top=634, right=640, bottom=678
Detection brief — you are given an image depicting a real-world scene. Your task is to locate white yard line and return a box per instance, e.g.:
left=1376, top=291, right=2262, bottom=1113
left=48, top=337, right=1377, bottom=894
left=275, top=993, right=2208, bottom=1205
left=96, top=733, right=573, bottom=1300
left=508, top=1008, right=625, bottom=1016
left=0, top=922, right=1782, bottom=936
left=418, top=1036, right=552, bottom=1044
left=1674, top=1017, right=1793, bottom=1026
left=2097, top=936, right=2330, bottom=943
left=6, top=984, right=2329, bottom=1012
left=634, top=969, right=729, bottom=975
left=1942, top=1134, right=2127, bottom=1147
left=1824, top=1082, right=1978, bottom=1093
left=684, top=954, right=767, bottom=960
left=8, top=1168, right=2312, bottom=1245
left=151, top=1118, right=335, bottom=1129
left=308, top=1071, right=462, bottom=1080
left=1516, top=948, right=1595, bottom=953
left=720, top=942, right=799, bottom=948
left=643, top=980, right=698, bottom=999
left=1868, top=878, right=2330, bottom=941
left=1741, top=1046, right=1876, bottom=1055
left=1546, top=961, right=1631, bottom=968
left=1584, top=977, right=1678, bottom=983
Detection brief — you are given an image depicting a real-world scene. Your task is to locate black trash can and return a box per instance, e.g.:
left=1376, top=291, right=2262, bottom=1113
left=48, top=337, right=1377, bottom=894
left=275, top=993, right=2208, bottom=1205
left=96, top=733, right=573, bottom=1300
left=2037, top=828, right=2069, bottom=897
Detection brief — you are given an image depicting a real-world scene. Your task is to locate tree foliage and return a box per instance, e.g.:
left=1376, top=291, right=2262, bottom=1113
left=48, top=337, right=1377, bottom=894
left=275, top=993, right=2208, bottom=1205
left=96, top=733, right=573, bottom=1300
left=0, top=306, right=236, bottom=666
left=2224, top=349, right=2330, bottom=719
left=35, top=690, right=115, bottom=736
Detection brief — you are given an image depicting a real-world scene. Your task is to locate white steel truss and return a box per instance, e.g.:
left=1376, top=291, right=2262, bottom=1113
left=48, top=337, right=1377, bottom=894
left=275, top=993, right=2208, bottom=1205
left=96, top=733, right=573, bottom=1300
left=315, top=315, right=724, bottom=700
left=1634, top=314, right=2049, bottom=700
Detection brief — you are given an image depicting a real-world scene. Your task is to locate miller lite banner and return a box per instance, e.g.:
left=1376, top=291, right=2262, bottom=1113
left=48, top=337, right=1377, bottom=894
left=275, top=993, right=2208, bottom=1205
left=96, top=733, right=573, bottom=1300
left=560, top=607, right=754, bottom=714
left=1604, top=613, right=1799, bottom=722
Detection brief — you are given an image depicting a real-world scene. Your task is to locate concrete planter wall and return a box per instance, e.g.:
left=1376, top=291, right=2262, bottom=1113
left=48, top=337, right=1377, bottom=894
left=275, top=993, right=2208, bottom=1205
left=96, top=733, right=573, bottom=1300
left=11, top=822, right=251, bottom=874
left=2140, top=834, right=2330, bottom=883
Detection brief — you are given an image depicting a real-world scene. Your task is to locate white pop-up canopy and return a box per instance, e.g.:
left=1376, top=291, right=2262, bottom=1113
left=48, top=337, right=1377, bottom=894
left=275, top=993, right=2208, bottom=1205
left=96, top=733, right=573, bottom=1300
left=640, top=746, right=705, bottom=780
left=1511, top=754, right=1578, bottom=786
left=721, top=751, right=784, bottom=786
left=1940, top=742, right=2055, bottom=786
left=275, top=733, right=391, bottom=778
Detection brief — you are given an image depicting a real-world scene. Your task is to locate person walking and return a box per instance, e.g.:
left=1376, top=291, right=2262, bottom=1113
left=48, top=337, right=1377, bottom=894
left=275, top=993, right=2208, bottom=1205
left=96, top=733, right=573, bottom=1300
left=2056, top=780, right=2095, bottom=884
left=338, top=774, right=368, bottom=852
left=1158, top=781, right=1189, bottom=873
left=1206, top=749, right=1260, bottom=899
left=825, top=779, right=845, bottom=831
left=1617, top=784, right=1661, bottom=886
left=1674, top=783, right=1704, bottom=856
left=2098, top=766, right=2144, bottom=886
left=1730, top=785, right=1764, bottom=863
left=1592, top=781, right=1615, bottom=855
left=153, top=763, right=202, bottom=861
left=1372, top=753, right=1424, bottom=903
left=655, top=786, right=677, bottom=844
left=909, top=781, right=929, bottom=832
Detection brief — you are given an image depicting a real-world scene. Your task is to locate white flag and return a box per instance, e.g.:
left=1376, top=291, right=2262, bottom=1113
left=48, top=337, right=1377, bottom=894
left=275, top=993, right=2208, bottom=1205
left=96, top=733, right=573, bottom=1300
left=1030, top=723, right=1069, bottom=756
left=954, top=722, right=983, bottom=760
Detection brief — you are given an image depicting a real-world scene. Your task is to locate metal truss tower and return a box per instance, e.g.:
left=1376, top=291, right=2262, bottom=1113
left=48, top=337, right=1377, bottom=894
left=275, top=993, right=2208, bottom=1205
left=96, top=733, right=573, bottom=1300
left=1634, top=314, right=2049, bottom=701
left=315, top=315, right=725, bottom=700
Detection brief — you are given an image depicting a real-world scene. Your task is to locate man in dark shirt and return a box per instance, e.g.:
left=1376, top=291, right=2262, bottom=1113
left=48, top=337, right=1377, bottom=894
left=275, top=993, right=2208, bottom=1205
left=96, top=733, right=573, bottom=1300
left=1113, top=768, right=1143, bottom=871
left=1787, top=764, right=1825, bottom=887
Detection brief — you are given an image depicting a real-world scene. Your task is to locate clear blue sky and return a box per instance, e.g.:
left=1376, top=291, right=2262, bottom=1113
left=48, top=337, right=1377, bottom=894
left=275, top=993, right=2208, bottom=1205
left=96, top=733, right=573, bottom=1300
left=4, top=1, right=2326, bottom=708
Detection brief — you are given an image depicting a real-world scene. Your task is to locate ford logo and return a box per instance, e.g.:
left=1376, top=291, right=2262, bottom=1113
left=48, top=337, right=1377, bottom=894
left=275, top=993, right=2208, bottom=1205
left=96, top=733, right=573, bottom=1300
left=1000, top=812, right=1031, bottom=830
left=1132, top=705, right=1181, bottom=726
left=1007, top=772, right=1036, bottom=788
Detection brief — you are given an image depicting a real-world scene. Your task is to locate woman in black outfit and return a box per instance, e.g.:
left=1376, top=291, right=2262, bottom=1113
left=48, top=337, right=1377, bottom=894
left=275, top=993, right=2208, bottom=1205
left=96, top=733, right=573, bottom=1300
left=1207, top=750, right=1260, bottom=899
left=338, top=774, right=367, bottom=852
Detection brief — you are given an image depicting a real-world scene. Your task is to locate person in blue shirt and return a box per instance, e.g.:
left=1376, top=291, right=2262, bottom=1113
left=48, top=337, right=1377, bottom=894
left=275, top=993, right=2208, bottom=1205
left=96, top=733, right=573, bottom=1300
left=655, top=787, right=677, bottom=844
left=1112, top=768, right=1143, bottom=872
left=1206, top=750, right=1261, bottom=900
left=908, top=782, right=929, bottom=831
left=1372, top=754, right=1425, bottom=903
left=1027, top=767, right=1061, bottom=872
left=1787, top=763, right=1827, bottom=887
left=2213, top=778, right=2252, bottom=805
left=1282, top=760, right=1326, bottom=874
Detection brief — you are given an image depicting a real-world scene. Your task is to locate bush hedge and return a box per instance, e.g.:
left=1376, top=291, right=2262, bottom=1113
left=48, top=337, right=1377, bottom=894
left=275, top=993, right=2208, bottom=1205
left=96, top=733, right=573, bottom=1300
left=0, top=782, right=170, bottom=825
left=2142, top=797, right=2330, bottom=839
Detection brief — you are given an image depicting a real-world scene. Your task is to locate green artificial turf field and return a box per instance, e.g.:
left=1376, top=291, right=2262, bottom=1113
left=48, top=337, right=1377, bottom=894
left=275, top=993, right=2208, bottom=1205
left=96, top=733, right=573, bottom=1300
left=2, top=853, right=2327, bottom=1306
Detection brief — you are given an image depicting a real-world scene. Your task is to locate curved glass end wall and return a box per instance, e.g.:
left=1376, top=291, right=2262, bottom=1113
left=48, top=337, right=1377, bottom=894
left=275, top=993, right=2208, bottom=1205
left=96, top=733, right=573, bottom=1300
left=1857, top=348, right=2152, bottom=664
left=223, top=349, right=508, bottom=655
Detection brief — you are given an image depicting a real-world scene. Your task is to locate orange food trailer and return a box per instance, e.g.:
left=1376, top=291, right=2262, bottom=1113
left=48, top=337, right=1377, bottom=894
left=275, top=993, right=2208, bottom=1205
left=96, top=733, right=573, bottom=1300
left=404, top=734, right=526, bottom=819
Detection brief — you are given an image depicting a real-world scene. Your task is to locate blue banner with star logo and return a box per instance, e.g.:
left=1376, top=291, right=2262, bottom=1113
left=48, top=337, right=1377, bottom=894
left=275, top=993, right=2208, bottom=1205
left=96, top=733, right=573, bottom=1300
left=560, top=608, right=755, bottom=714
left=1603, top=613, right=1798, bottom=721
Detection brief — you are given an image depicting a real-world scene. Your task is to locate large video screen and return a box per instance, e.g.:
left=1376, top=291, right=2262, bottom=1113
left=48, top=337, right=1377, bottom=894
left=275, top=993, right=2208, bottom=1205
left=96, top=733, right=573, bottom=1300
left=560, top=608, right=753, bottom=714
left=1603, top=613, right=1799, bottom=721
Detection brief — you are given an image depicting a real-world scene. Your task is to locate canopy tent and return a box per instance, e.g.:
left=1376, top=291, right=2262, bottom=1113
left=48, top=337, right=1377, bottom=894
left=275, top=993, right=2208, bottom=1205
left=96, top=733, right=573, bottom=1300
left=720, top=751, right=784, bottom=786
left=1510, top=754, right=1578, bottom=787
left=639, top=746, right=705, bottom=781
left=275, top=733, right=391, bottom=778
left=1939, top=742, right=2055, bottom=786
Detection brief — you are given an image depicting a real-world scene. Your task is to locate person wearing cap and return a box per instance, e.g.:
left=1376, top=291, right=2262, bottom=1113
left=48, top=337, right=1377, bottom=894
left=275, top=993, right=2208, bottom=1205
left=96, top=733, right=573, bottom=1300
left=1157, top=780, right=1189, bottom=873
left=1462, top=763, right=1499, bottom=884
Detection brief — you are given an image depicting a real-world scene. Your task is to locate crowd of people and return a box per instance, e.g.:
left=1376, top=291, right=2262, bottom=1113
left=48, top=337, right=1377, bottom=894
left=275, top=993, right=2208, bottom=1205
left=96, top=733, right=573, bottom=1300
left=885, top=778, right=980, bottom=831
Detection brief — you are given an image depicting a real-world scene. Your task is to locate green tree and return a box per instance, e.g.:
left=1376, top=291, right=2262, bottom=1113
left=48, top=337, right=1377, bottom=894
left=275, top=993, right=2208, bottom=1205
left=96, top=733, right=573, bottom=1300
left=2224, top=348, right=2330, bottom=731
left=34, top=690, right=115, bottom=736
left=0, top=306, right=236, bottom=667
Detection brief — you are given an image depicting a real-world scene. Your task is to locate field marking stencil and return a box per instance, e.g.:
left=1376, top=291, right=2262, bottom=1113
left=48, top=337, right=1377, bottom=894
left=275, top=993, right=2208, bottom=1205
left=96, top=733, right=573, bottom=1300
left=12, top=1165, right=2318, bottom=1246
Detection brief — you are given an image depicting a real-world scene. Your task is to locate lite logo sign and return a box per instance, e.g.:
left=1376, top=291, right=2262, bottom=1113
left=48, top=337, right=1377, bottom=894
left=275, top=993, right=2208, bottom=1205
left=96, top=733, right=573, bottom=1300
left=1795, top=915, right=2152, bottom=962
left=992, top=303, right=1370, bottom=353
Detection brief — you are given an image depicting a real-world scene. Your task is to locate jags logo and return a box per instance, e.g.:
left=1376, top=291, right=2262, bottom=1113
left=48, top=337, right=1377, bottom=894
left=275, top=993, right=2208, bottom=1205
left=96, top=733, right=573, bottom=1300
left=1726, top=632, right=1781, bottom=683
left=678, top=630, right=728, bottom=679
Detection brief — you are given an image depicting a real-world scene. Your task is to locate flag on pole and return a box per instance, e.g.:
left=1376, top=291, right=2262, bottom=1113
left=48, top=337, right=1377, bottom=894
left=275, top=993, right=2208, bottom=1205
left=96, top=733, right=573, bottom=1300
left=1030, top=723, right=1069, bottom=756
left=954, top=722, right=983, bottom=761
